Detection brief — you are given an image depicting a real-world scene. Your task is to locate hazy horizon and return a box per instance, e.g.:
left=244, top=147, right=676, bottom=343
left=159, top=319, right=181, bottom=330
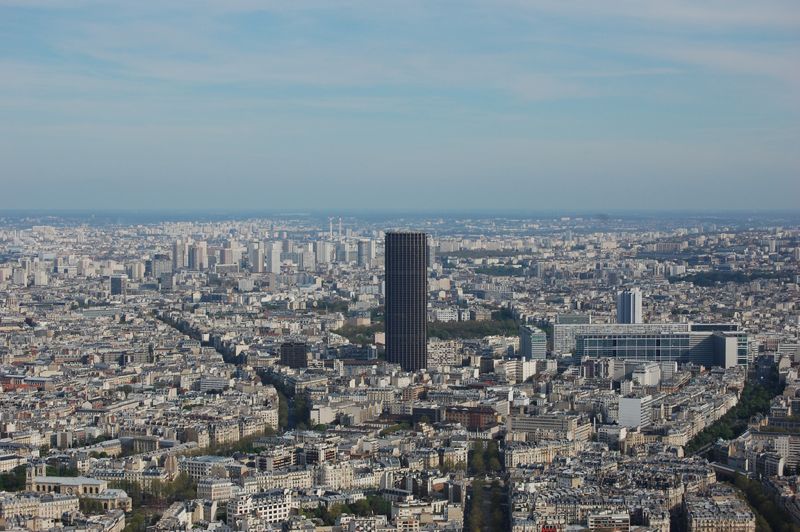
left=1, top=1, right=798, bottom=211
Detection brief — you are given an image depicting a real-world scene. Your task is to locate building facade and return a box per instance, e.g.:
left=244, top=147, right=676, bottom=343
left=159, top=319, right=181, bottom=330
left=385, top=231, right=428, bottom=372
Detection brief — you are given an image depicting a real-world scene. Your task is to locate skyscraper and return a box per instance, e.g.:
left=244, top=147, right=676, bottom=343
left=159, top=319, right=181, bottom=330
left=385, top=231, right=428, bottom=372
left=616, top=288, right=643, bottom=324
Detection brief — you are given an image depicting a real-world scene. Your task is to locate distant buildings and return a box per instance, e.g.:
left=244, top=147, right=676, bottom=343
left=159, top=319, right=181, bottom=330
left=385, top=231, right=428, bottom=372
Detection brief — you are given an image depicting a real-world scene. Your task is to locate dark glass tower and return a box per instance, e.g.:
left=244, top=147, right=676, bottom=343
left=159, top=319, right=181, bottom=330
left=385, top=231, right=428, bottom=371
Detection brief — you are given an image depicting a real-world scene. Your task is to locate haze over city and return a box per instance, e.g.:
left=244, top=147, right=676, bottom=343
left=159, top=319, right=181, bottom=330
left=1, top=0, right=799, bottom=211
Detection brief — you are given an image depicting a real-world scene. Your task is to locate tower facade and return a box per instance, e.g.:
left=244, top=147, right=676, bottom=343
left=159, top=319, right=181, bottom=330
left=616, top=288, right=643, bottom=324
left=385, top=231, right=428, bottom=371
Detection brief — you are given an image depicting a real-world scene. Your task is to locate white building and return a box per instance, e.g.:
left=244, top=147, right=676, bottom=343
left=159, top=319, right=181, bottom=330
left=618, top=395, right=654, bottom=428
left=632, top=362, right=661, bottom=387
left=227, top=489, right=293, bottom=523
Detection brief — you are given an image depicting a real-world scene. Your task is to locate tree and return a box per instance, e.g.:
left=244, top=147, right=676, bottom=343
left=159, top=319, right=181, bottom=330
left=351, top=498, right=371, bottom=516
left=491, top=508, right=505, bottom=530
left=470, top=450, right=485, bottom=475
left=0, top=466, right=27, bottom=492
left=46, top=465, right=79, bottom=477
left=366, top=495, right=391, bottom=517
left=469, top=478, right=485, bottom=532
left=277, top=391, right=289, bottom=429
left=490, top=479, right=505, bottom=526
left=79, top=498, right=105, bottom=514
left=485, top=439, right=503, bottom=472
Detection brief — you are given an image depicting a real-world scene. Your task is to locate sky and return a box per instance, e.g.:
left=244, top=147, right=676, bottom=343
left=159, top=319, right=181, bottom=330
left=0, top=1, right=798, bottom=213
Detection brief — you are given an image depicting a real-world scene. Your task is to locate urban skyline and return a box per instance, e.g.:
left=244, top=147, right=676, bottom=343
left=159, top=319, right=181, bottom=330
left=0, top=211, right=798, bottom=531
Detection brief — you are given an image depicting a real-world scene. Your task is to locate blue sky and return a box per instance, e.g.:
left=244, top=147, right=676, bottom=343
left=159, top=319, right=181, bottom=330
left=0, top=0, right=798, bottom=212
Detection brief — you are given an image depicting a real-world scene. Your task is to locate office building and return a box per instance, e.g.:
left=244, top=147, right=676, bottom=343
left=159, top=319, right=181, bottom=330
left=519, top=325, right=547, bottom=360
left=385, top=231, right=428, bottom=372
left=553, top=323, right=689, bottom=355
left=110, top=275, right=127, bottom=296
left=571, top=324, right=750, bottom=368
left=617, top=288, right=643, bottom=324
left=280, top=342, right=309, bottom=369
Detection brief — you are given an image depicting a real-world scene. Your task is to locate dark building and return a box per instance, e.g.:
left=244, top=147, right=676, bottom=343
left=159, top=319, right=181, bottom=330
left=445, top=406, right=499, bottom=431
left=385, top=231, right=428, bottom=371
left=110, top=275, right=127, bottom=296
left=280, top=342, right=309, bottom=369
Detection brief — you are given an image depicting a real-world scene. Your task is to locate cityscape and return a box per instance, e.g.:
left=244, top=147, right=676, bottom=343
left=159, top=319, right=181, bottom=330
left=3, top=1, right=799, bottom=531
left=0, top=211, right=798, bottom=532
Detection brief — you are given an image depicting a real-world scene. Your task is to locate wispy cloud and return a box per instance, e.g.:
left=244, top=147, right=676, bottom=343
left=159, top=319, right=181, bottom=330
left=0, top=0, right=797, bottom=210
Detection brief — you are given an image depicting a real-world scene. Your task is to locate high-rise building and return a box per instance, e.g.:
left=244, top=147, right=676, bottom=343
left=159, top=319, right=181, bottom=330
left=298, top=250, right=315, bottom=271
left=248, top=242, right=265, bottom=273
left=172, top=239, right=189, bottom=270
left=616, top=288, right=643, bottom=324
left=220, top=247, right=234, bottom=265
left=266, top=243, right=282, bottom=274
left=385, top=231, right=428, bottom=372
left=127, top=261, right=145, bottom=281
left=357, top=240, right=375, bottom=268
left=189, top=241, right=208, bottom=270
left=315, top=241, right=334, bottom=264
left=519, top=325, right=547, bottom=360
